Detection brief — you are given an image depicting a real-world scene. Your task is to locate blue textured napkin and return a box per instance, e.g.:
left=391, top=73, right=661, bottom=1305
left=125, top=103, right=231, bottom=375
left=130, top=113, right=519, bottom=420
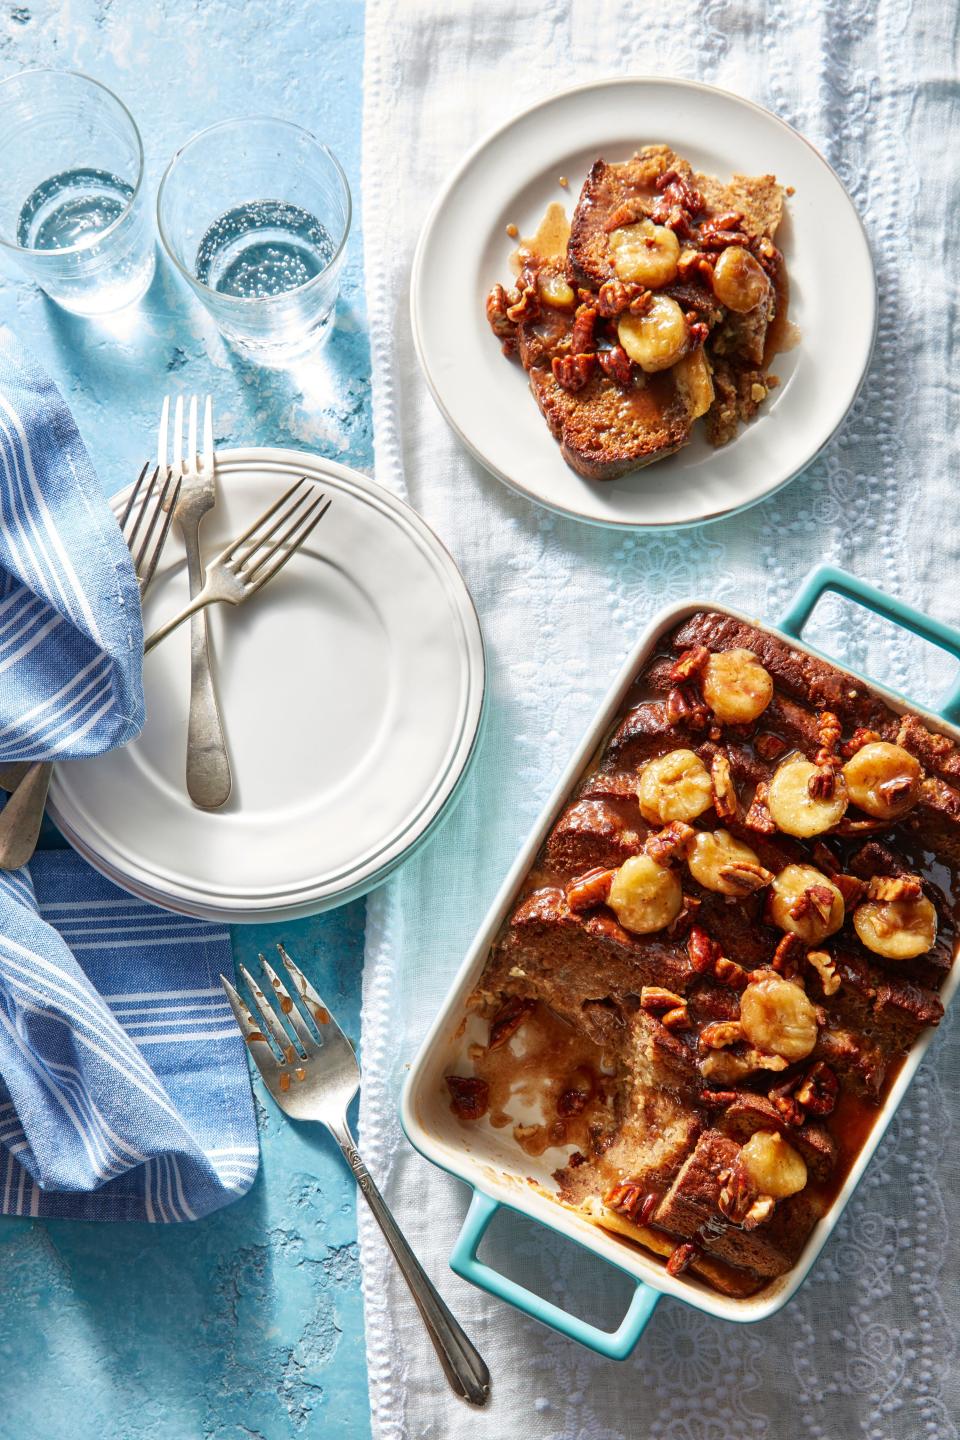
left=0, top=327, right=258, bottom=1220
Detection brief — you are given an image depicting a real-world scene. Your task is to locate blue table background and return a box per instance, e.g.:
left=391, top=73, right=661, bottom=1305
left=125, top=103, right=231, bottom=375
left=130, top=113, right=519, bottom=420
left=0, top=3, right=373, bottom=1436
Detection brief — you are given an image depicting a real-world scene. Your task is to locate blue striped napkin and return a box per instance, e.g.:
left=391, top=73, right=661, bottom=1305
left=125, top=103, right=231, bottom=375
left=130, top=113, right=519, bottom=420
left=0, top=327, right=257, bottom=1220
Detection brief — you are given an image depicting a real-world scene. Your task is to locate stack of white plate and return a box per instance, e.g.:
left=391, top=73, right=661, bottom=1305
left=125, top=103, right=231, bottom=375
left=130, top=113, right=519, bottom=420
left=48, top=449, right=485, bottom=923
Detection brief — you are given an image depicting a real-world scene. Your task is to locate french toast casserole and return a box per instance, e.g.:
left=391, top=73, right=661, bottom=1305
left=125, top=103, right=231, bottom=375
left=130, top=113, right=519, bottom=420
left=485, top=145, right=791, bottom=480
left=444, top=616, right=960, bottom=1298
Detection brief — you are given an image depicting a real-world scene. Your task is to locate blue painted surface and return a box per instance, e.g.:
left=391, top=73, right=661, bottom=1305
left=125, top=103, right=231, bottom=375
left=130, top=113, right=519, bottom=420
left=0, top=3, right=373, bottom=1436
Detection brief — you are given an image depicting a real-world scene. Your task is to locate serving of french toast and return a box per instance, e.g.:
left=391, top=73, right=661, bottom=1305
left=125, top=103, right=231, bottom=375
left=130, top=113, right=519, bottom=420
left=486, top=145, right=789, bottom=481
left=444, top=617, right=959, bottom=1298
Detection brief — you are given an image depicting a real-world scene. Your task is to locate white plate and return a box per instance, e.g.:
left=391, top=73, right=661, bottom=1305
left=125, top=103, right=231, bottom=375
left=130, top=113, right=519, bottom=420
left=411, top=77, right=877, bottom=529
left=48, top=449, right=485, bottom=923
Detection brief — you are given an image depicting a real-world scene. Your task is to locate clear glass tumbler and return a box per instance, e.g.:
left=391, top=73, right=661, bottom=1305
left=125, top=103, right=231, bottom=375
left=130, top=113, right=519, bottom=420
left=157, top=118, right=352, bottom=366
left=0, top=70, right=155, bottom=316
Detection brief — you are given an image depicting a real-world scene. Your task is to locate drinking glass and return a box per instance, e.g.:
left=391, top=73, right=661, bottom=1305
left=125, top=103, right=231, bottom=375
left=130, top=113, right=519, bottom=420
left=0, top=70, right=154, bottom=315
left=157, top=118, right=352, bottom=366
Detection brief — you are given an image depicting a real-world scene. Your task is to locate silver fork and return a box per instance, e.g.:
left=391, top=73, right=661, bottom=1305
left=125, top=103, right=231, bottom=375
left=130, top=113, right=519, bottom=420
left=143, top=478, right=331, bottom=653
left=0, top=463, right=182, bottom=870
left=159, top=395, right=231, bottom=812
left=222, top=946, right=491, bottom=1409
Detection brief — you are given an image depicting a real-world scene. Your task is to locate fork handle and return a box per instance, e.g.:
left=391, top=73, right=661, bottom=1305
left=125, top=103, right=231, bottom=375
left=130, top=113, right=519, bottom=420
left=182, top=528, right=232, bottom=809
left=327, top=1116, right=491, bottom=1407
left=143, top=587, right=221, bottom=653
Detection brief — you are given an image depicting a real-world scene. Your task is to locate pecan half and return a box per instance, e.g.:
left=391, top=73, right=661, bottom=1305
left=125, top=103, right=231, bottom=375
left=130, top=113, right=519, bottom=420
left=661, top=1004, right=692, bottom=1032
left=666, top=892, right=702, bottom=936
left=688, top=925, right=721, bottom=974
left=699, top=1020, right=744, bottom=1050
left=789, top=885, right=836, bottom=924
left=744, top=781, right=776, bottom=835
left=570, top=305, right=597, bottom=356
left=604, top=1179, right=658, bottom=1223
left=717, top=860, right=774, bottom=895
left=596, top=279, right=651, bottom=317
left=841, top=727, right=881, bottom=758
left=552, top=352, right=597, bottom=392
left=445, top=1075, right=489, bottom=1121
left=597, top=345, right=634, bottom=386
left=867, top=874, right=923, bottom=902
left=645, top=821, right=696, bottom=866
left=718, top=1164, right=775, bottom=1228
left=832, top=872, right=867, bottom=907
left=486, top=283, right=517, bottom=339
left=667, top=683, right=710, bottom=729
left=670, top=645, right=710, bottom=684
left=710, top=751, right=738, bottom=819
left=650, top=168, right=704, bottom=238
left=666, top=1241, right=699, bottom=1275
left=677, top=248, right=715, bottom=284
left=806, top=949, right=841, bottom=997
left=771, top=932, right=803, bottom=978
left=714, top=956, right=749, bottom=990
left=794, top=1061, right=839, bottom=1115
left=566, top=866, right=617, bottom=912
left=488, top=996, right=535, bottom=1050
left=602, top=201, right=647, bottom=233
left=505, top=282, right=539, bottom=324
left=639, top=985, right=686, bottom=1014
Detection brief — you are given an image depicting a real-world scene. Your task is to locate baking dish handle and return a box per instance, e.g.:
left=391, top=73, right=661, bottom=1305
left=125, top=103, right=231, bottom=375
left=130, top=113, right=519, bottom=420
left=450, top=1190, right=659, bottom=1360
left=779, top=564, right=960, bottom=724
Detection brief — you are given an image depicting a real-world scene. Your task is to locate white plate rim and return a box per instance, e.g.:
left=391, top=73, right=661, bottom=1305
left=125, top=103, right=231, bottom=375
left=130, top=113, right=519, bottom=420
left=410, top=74, right=878, bottom=531
left=47, top=447, right=487, bottom=922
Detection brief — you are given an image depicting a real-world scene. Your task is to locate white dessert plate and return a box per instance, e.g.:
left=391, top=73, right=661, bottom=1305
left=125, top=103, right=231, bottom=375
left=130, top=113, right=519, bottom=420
left=47, top=449, right=485, bottom=923
left=411, top=76, right=877, bottom=529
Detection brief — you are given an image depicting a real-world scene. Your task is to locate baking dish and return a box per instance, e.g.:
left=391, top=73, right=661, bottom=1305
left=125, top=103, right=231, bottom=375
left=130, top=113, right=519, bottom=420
left=401, top=564, right=960, bottom=1359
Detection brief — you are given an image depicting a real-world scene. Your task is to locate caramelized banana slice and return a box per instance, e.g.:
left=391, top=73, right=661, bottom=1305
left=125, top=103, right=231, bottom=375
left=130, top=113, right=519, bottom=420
left=767, top=756, right=848, bottom=837
left=739, top=970, right=819, bottom=1061
left=854, top=895, right=937, bottom=959
left=738, top=1130, right=808, bottom=1198
left=618, top=295, right=687, bottom=373
left=842, top=741, right=921, bottom=820
left=769, top=864, right=845, bottom=943
left=607, top=854, right=683, bottom=935
left=701, top=648, right=774, bottom=724
left=711, top=245, right=771, bottom=313
left=608, top=219, right=680, bottom=288
left=687, top=829, right=769, bottom=895
left=637, top=749, right=713, bottom=825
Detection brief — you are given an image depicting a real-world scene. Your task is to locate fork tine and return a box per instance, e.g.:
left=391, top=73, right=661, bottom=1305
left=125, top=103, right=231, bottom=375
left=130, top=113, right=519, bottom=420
left=259, top=954, right=319, bottom=1055
left=157, top=395, right=170, bottom=474
left=239, top=962, right=302, bottom=1063
left=277, top=942, right=353, bottom=1052
left=173, top=395, right=184, bottom=477
left=118, top=460, right=151, bottom=535
left=246, top=496, right=332, bottom=591
left=236, top=484, right=317, bottom=575
left=136, top=476, right=182, bottom=595
left=131, top=468, right=176, bottom=575
left=223, top=477, right=311, bottom=560
left=203, top=395, right=214, bottom=474
left=187, top=395, right=198, bottom=474
left=220, top=974, right=282, bottom=1076
left=123, top=465, right=161, bottom=553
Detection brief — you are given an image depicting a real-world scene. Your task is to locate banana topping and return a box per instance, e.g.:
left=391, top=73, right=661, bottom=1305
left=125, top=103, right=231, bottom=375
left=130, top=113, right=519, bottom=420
left=608, top=219, right=680, bottom=288
left=607, top=854, right=683, bottom=935
left=618, top=295, right=688, bottom=373
left=737, top=1130, right=808, bottom=1198
left=537, top=270, right=577, bottom=310
left=854, top=892, right=937, bottom=959
left=710, top=245, right=771, bottom=313
left=767, top=755, right=849, bottom=837
left=842, top=741, right=922, bottom=820
left=637, top=748, right=714, bottom=825
left=687, top=829, right=772, bottom=895
left=769, top=863, right=845, bottom=943
left=739, top=969, right=819, bottom=1061
left=701, top=648, right=774, bottom=725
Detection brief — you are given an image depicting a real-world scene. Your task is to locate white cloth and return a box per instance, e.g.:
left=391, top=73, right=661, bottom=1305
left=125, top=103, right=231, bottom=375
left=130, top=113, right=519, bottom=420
left=359, top=2, right=960, bottom=1435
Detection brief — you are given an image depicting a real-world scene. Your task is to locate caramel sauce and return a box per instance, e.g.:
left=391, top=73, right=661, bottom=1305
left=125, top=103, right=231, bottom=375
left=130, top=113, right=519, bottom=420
left=509, top=201, right=570, bottom=274
left=465, top=1002, right=618, bottom=1161
left=763, top=266, right=800, bottom=367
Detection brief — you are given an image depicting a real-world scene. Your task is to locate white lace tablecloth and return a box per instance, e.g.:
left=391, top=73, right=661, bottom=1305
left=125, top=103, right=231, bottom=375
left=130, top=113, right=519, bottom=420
left=358, top=2, right=960, bottom=1434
